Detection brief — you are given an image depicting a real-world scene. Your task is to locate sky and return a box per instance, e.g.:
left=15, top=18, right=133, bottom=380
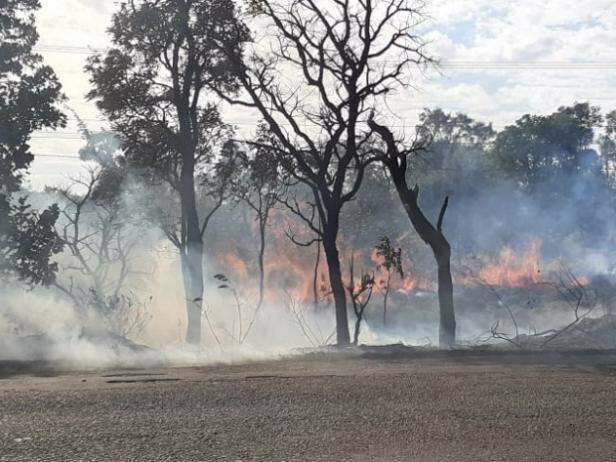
left=28, top=0, right=616, bottom=189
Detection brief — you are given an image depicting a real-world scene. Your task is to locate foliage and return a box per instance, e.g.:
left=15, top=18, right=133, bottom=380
left=375, top=236, right=404, bottom=278
left=0, top=0, right=65, bottom=285
left=492, top=103, right=603, bottom=195
left=0, top=0, right=66, bottom=192
left=413, top=108, right=496, bottom=191
left=347, top=254, right=376, bottom=345
left=0, top=195, right=62, bottom=286
left=599, top=110, right=616, bottom=189
left=85, top=0, right=248, bottom=189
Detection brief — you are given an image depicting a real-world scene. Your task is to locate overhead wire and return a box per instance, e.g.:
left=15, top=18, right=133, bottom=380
left=33, top=45, right=616, bottom=70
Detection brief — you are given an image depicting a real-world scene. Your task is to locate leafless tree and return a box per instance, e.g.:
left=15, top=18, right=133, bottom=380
left=232, top=127, right=286, bottom=334
left=50, top=168, right=151, bottom=338
left=368, top=118, right=456, bottom=348
left=219, top=0, right=432, bottom=345
left=284, top=290, right=335, bottom=347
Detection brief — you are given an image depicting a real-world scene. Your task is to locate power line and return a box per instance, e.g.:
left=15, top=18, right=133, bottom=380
left=34, top=46, right=616, bottom=70
left=36, top=45, right=106, bottom=54
left=441, top=62, right=616, bottom=70
left=34, top=154, right=82, bottom=159
left=31, top=119, right=616, bottom=141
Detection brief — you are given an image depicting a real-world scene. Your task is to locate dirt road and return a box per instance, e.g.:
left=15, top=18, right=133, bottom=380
left=1, top=349, right=616, bottom=461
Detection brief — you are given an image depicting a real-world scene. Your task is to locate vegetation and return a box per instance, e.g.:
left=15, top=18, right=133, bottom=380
left=85, top=0, right=249, bottom=344
left=3, top=0, right=616, bottom=351
left=0, top=0, right=65, bottom=285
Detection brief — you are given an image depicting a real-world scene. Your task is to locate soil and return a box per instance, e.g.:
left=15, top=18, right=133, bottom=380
left=2, top=348, right=616, bottom=461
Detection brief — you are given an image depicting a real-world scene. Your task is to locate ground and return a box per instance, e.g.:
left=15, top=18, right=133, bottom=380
left=2, top=349, right=616, bottom=461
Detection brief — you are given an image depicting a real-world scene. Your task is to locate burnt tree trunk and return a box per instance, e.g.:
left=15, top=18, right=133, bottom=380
left=369, top=119, right=456, bottom=349
left=322, top=219, right=351, bottom=346
left=436, top=245, right=455, bottom=348
left=397, top=187, right=456, bottom=348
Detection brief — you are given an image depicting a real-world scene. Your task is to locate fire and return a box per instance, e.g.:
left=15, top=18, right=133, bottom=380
left=264, top=251, right=327, bottom=303
left=398, top=275, right=431, bottom=293
left=213, top=241, right=327, bottom=304
left=214, top=204, right=556, bottom=307
left=477, top=240, right=542, bottom=287
left=214, top=240, right=433, bottom=308
left=370, top=249, right=432, bottom=294
left=215, top=233, right=590, bottom=308
left=218, top=253, right=249, bottom=281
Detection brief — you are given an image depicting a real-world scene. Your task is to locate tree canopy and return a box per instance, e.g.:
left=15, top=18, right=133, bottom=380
left=0, top=0, right=66, bottom=285
left=492, top=103, right=603, bottom=196
left=0, top=0, right=66, bottom=192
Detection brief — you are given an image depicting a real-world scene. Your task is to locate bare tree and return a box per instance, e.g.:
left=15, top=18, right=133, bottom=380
left=540, top=264, right=598, bottom=348
left=218, top=0, right=431, bottom=345
left=233, top=125, right=285, bottom=330
left=369, top=118, right=457, bottom=348
left=284, top=290, right=335, bottom=347
left=51, top=168, right=150, bottom=337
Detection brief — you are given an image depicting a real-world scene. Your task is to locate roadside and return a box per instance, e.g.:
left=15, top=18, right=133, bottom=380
left=2, top=350, right=616, bottom=461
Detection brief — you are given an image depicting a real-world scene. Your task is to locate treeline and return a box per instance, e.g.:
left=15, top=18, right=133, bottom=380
left=349, top=104, right=616, bottom=259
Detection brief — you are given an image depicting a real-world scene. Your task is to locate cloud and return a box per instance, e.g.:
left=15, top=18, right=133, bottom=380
left=28, top=0, right=616, bottom=188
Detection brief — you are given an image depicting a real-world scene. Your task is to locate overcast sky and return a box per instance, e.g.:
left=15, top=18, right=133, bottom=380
left=27, top=0, right=616, bottom=189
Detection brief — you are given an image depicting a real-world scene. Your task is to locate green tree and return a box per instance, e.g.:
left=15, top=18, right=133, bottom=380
left=0, top=196, right=62, bottom=285
left=599, top=110, right=616, bottom=190
left=492, top=103, right=602, bottom=196
left=0, top=0, right=66, bottom=285
left=86, top=0, right=249, bottom=344
left=413, top=108, right=495, bottom=191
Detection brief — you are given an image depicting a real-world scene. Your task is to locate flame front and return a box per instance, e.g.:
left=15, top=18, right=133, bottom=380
left=476, top=240, right=542, bottom=287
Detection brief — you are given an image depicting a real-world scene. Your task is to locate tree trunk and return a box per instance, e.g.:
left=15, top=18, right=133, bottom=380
left=353, top=316, right=362, bottom=345
left=256, top=219, right=266, bottom=313
left=313, top=240, right=321, bottom=310
left=239, top=216, right=267, bottom=344
left=437, top=251, right=455, bottom=348
left=322, top=227, right=351, bottom=346
left=397, top=187, right=456, bottom=349
left=367, top=118, right=456, bottom=349
left=180, top=164, right=204, bottom=345
left=383, top=272, right=391, bottom=327
left=180, top=247, right=204, bottom=344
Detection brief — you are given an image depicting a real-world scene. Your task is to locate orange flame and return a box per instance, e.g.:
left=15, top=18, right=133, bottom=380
left=215, top=219, right=554, bottom=308
left=370, top=248, right=432, bottom=294
left=477, top=240, right=542, bottom=287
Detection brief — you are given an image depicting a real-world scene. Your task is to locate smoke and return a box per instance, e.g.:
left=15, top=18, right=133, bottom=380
left=5, top=107, right=616, bottom=368
left=0, top=277, right=315, bottom=369
left=0, top=229, right=340, bottom=369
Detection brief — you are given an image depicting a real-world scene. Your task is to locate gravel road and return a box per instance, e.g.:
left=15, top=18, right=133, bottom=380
left=2, top=350, right=616, bottom=461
